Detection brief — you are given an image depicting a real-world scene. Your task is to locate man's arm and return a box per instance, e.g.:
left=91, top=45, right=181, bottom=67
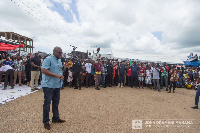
left=30, top=58, right=41, bottom=69
left=31, top=62, right=40, bottom=68
left=41, top=68, right=64, bottom=80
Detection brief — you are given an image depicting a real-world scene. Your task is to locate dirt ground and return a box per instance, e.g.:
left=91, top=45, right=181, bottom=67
left=0, top=86, right=200, bottom=133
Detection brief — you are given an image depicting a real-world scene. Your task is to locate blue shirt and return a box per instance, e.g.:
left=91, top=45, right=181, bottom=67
left=41, top=55, right=63, bottom=88
left=119, top=65, right=125, bottom=75
left=3, top=60, right=13, bottom=66
left=130, top=65, right=139, bottom=75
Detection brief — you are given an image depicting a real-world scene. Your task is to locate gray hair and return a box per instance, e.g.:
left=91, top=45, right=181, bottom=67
left=53, top=46, right=62, bottom=53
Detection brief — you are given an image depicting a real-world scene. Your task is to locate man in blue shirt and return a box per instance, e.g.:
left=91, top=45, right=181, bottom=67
left=3, top=57, right=13, bottom=66
left=130, top=62, right=139, bottom=88
left=41, top=46, right=66, bottom=130
left=118, top=61, right=125, bottom=87
left=191, top=80, right=200, bottom=109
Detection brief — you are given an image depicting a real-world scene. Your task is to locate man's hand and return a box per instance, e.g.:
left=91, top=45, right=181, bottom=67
left=57, top=75, right=64, bottom=80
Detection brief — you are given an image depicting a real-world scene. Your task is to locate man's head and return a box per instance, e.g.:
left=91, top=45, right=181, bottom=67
left=151, top=62, right=155, bottom=67
left=53, top=46, right=62, bottom=59
left=16, top=56, right=20, bottom=60
left=34, top=52, right=39, bottom=57
left=6, top=57, right=9, bottom=61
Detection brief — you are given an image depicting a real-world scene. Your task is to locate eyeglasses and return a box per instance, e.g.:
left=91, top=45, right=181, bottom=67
left=57, top=52, right=62, bottom=54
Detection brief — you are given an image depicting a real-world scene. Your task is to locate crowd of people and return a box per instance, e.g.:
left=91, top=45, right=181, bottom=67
left=0, top=52, right=199, bottom=92
left=1, top=48, right=200, bottom=130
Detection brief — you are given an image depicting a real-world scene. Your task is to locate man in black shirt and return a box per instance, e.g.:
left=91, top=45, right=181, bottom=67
left=106, top=60, right=113, bottom=87
left=25, top=56, right=31, bottom=86
left=73, top=57, right=82, bottom=90
left=30, top=53, right=41, bottom=91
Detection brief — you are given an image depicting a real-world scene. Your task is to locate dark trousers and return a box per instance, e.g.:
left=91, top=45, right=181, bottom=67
left=91, top=75, right=94, bottom=86
left=114, top=75, right=119, bottom=86
left=169, top=81, right=176, bottom=92
left=74, top=72, right=81, bottom=88
left=100, top=74, right=106, bottom=87
left=43, top=87, right=60, bottom=124
left=161, top=76, right=168, bottom=89
left=25, top=71, right=31, bottom=82
left=131, top=74, right=138, bottom=87
left=195, top=85, right=200, bottom=106
left=63, top=68, right=68, bottom=87
left=127, top=76, right=131, bottom=86
left=85, top=73, right=91, bottom=87
left=4, top=69, right=14, bottom=87
left=106, top=73, right=112, bottom=86
left=119, top=74, right=124, bottom=86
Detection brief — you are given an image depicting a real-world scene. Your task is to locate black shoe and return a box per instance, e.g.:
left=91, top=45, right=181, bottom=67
left=34, top=88, right=40, bottom=90
left=191, top=106, right=198, bottom=109
left=74, top=87, right=78, bottom=89
left=44, top=123, right=51, bottom=130
left=79, top=88, right=81, bottom=90
left=95, top=87, right=99, bottom=90
left=52, top=119, right=66, bottom=123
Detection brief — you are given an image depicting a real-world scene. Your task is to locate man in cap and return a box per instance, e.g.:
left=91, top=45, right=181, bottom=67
left=30, top=52, right=41, bottom=91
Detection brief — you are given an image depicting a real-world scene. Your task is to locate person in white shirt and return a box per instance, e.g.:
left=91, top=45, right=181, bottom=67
left=13, top=56, right=23, bottom=86
left=85, top=59, right=92, bottom=88
left=0, top=64, right=14, bottom=90
left=151, top=63, right=161, bottom=92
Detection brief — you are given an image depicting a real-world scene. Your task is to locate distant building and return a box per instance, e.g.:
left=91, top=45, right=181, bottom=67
left=0, top=32, right=34, bottom=53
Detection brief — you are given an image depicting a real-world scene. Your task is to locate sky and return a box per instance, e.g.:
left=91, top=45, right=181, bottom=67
left=0, top=0, right=200, bottom=61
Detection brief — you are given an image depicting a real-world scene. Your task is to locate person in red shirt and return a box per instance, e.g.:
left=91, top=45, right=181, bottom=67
left=139, top=63, right=146, bottom=88
left=93, top=59, right=102, bottom=90
left=126, top=63, right=132, bottom=87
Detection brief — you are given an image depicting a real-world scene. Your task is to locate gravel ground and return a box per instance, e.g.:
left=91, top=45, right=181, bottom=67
left=0, top=86, right=200, bottom=133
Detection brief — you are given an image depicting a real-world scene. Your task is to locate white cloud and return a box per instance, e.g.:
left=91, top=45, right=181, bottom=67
left=0, top=0, right=200, bottom=61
